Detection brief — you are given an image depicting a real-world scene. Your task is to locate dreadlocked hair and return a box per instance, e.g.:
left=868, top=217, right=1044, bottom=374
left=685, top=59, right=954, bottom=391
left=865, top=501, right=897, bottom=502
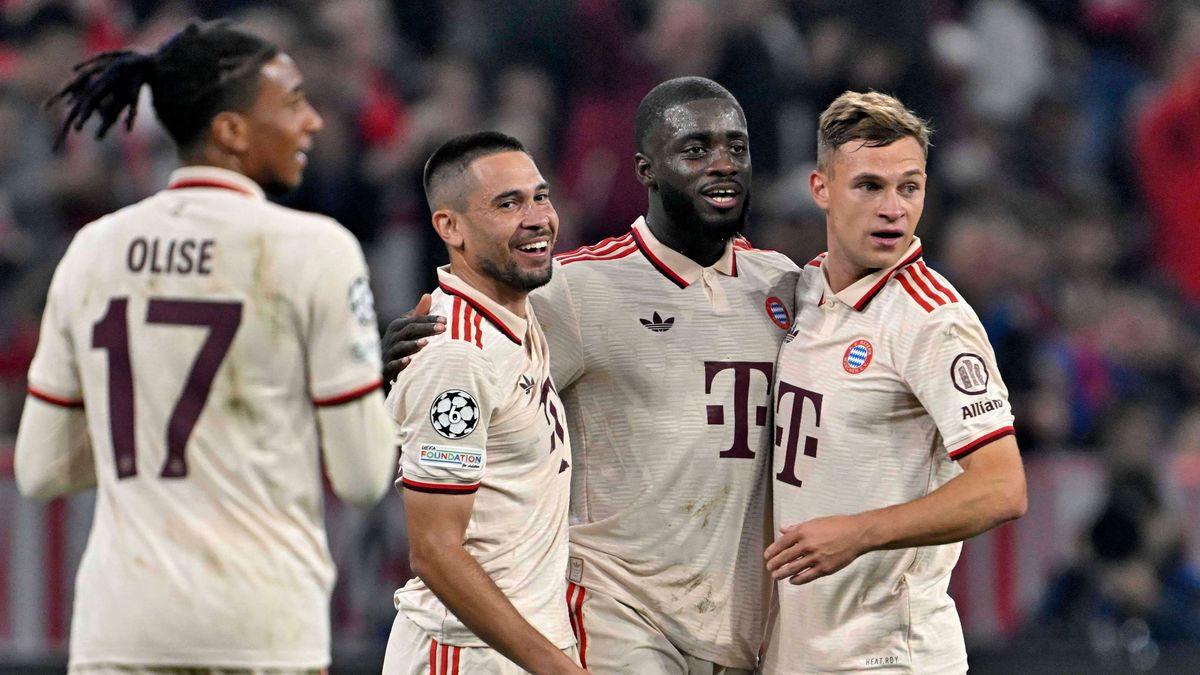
left=47, top=19, right=278, bottom=153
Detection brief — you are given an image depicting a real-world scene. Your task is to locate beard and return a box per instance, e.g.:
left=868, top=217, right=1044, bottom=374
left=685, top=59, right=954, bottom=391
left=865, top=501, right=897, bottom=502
left=480, top=256, right=553, bottom=292
left=658, top=180, right=750, bottom=242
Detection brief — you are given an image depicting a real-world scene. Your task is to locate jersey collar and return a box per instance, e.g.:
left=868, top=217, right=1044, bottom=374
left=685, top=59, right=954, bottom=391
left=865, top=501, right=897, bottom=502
left=167, top=166, right=265, bottom=200
left=436, top=266, right=528, bottom=345
left=819, top=237, right=924, bottom=311
left=630, top=216, right=738, bottom=289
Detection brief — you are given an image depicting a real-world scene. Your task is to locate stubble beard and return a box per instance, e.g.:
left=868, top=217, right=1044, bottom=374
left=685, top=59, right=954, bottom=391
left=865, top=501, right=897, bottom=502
left=659, top=180, right=750, bottom=243
left=480, top=256, right=553, bottom=293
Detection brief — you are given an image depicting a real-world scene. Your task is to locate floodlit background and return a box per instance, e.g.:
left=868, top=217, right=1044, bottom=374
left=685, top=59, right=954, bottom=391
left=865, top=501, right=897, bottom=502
left=2, top=0, right=1200, bottom=672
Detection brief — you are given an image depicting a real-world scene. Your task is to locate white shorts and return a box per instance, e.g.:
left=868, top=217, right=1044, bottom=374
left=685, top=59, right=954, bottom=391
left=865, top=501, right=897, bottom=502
left=567, top=582, right=753, bottom=675
left=382, top=612, right=579, bottom=674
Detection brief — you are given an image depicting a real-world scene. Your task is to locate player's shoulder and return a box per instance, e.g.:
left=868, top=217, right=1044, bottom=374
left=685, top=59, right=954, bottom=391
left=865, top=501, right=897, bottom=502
left=731, top=235, right=801, bottom=274
left=426, top=289, right=520, bottom=357
left=883, top=258, right=973, bottom=322
left=553, top=232, right=640, bottom=271
left=259, top=201, right=354, bottom=242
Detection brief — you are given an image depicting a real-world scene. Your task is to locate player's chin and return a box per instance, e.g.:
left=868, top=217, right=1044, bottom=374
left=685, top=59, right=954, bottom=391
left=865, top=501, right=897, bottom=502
left=513, top=263, right=553, bottom=291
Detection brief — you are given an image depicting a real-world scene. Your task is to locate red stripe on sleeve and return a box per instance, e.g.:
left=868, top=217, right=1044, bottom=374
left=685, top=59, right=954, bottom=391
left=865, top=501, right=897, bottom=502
left=905, top=267, right=946, bottom=307
left=462, top=304, right=473, bottom=344
left=895, top=272, right=935, bottom=312
left=27, top=386, right=84, bottom=408
left=473, top=311, right=483, bottom=348
left=450, top=297, right=461, bottom=341
left=452, top=646, right=461, bottom=675
left=566, top=583, right=579, bottom=639
left=918, top=261, right=958, bottom=302
left=430, top=639, right=438, bottom=674
left=440, top=644, right=449, bottom=675
left=312, top=380, right=382, bottom=406
left=949, top=426, right=1016, bottom=460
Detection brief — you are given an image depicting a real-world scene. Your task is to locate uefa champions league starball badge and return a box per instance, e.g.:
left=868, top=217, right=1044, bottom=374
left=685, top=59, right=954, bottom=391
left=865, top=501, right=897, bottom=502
left=430, top=389, right=480, bottom=439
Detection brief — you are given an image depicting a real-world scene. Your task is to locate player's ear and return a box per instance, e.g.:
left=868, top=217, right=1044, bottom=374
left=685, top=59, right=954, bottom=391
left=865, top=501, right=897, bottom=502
left=431, top=209, right=464, bottom=249
left=635, top=152, right=654, bottom=188
left=210, top=111, right=251, bottom=155
left=809, top=169, right=830, bottom=211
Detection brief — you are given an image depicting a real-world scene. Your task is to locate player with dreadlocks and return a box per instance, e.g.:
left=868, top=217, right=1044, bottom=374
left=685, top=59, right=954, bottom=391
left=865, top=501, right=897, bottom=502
left=15, top=20, right=395, bottom=674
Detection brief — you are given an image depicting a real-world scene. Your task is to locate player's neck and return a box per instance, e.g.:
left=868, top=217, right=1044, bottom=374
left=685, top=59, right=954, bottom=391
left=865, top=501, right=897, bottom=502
left=448, top=263, right=529, bottom=319
left=822, top=253, right=872, bottom=295
left=183, top=147, right=250, bottom=182
left=644, top=209, right=727, bottom=268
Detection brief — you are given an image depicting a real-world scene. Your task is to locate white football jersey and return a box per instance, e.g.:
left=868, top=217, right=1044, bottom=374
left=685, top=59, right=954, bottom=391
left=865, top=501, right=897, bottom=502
left=25, top=167, right=387, bottom=669
left=533, top=217, right=800, bottom=668
left=389, top=267, right=575, bottom=650
left=764, top=238, right=1015, bottom=674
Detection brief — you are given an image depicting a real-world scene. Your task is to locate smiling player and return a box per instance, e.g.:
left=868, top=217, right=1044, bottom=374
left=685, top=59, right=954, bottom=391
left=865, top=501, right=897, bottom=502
left=382, top=132, right=584, bottom=675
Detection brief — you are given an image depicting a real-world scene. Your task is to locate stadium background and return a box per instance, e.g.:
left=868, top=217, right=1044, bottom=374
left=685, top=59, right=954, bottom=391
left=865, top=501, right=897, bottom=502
left=2, top=0, right=1200, bottom=672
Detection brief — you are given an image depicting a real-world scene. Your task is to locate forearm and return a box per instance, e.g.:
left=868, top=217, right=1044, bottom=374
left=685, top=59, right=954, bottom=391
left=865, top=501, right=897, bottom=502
left=858, top=457, right=1025, bottom=551
left=413, top=544, right=574, bottom=674
left=317, top=393, right=395, bottom=508
left=14, top=396, right=95, bottom=500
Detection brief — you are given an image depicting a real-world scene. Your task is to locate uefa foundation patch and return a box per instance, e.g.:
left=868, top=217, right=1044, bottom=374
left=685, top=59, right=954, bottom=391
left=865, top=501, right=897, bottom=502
left=418, top=444, right=483, bottom=471
left=843, top=339, right=873, bottom=374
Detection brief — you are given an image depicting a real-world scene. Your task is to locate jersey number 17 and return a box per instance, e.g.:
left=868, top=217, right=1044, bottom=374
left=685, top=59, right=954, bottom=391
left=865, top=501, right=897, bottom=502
left=92, top=297, right=242, bottom=480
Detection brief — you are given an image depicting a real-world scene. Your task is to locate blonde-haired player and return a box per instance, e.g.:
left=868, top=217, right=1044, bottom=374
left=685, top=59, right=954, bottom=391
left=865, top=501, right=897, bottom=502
left=763, top=91, right=1027, bottom=673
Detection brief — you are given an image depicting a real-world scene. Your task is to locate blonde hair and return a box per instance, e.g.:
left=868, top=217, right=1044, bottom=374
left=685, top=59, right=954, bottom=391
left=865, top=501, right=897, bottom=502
left=816, top=91, right=932, bottom=172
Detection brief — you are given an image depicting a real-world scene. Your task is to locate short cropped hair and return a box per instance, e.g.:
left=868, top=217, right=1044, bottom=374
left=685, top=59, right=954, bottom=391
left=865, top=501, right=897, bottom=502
left=422, top=131, right=527, bottom=212
left=635, top=77, right=743, bottom=153
left=816, top=91, right=932, bottom=172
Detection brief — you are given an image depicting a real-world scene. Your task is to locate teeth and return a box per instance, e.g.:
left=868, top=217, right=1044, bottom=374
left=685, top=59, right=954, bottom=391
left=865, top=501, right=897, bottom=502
left=518, top=241, right=548, bottom=252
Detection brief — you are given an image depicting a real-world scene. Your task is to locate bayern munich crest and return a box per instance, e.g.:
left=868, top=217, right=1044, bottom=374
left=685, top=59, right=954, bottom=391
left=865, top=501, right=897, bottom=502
left=842, top=339, right=873, bottom=374
left=429, top=389, right=480, bottom=439
left=765, top=296, right=791, bottom=329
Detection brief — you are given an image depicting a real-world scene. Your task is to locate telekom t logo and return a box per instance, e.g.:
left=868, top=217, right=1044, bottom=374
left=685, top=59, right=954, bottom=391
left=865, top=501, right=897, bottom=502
left=774, top=381, right=823, bottom=487
left=704, top=361, right=774, bottom=459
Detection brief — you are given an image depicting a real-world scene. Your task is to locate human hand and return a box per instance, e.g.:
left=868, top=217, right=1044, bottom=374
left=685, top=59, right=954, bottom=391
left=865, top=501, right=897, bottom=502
left=382, top=293, right=444, bottom=381
left=764, top=514, right=869, bottom=585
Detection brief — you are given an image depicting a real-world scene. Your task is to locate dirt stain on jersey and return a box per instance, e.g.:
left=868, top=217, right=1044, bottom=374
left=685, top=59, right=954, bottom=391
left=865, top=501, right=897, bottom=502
left=249, top=234, right=290, bottom=345
left=224, top=363, right=258, bottom=425
left=681, top=483, right=731, bottom=530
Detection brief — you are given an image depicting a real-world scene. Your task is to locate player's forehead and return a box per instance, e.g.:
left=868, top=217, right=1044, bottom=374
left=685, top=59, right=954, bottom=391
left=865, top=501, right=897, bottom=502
left=655, top=98, right=747, bottom=146
left=830, top=136, right=926, bottom=179
left=255, top=53, right=303, bottom=100
left=465, top=151, right=546, bottom=200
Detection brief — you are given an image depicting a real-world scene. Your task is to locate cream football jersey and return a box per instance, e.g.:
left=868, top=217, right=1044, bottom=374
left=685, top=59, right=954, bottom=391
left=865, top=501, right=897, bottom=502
left=25, top=167, right=386, bottom=669
left=532, top=217, right=800, bottom=667
left=389, top=267, right=575, bottom=650
left=764, top=238, right=1015, bottom=674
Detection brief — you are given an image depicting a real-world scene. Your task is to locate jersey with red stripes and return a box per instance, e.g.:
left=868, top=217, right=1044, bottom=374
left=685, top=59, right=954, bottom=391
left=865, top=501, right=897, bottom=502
left=24, top=166, right=389, bottom=669
left=533, top=217, right=800, bottom=668
left=388, top=266, right=575, bottom=650
left=764, top=237, right=1015, bottom=673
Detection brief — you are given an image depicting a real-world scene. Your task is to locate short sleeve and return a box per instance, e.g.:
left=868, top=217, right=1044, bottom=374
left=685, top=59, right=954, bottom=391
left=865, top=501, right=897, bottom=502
left=306, top=226, right=383, bottom=406
left=897, top=304, right=1015, bottom=460
left=27, top=240, right=83, bottom=406
left=388, top=340, right=498, bottom=494
left=530, top=262, right=585, bottom=389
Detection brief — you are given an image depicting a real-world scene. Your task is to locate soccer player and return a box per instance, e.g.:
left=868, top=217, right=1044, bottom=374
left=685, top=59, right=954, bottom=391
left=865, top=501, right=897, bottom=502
left=385, top=78, right=799, bottom=673
left=762, top=91, right=1027, bottom=673
left=14, top=21, right=395, bottom=674
left=381, top=132, right=583, bottom=675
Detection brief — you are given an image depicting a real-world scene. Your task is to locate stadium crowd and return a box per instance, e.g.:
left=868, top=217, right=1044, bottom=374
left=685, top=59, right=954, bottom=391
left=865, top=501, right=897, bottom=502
left=2, top=0, right=1200, bottom=669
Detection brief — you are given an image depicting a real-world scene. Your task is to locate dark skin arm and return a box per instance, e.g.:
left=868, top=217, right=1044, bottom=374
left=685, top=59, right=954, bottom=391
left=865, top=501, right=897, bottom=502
left=382, top=293, right=445, bottom=382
